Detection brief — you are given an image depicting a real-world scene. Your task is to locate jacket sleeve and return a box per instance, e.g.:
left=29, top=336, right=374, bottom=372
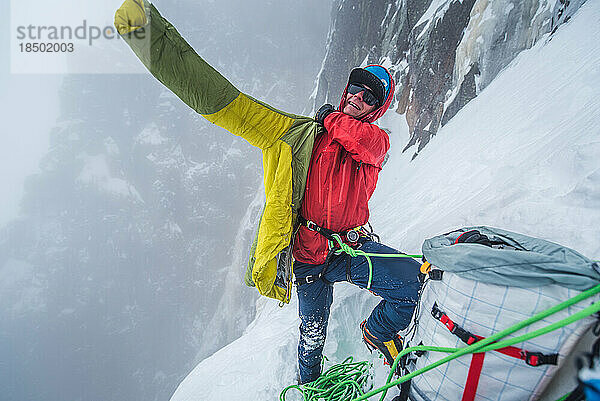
left=115, top=0, right=298, bottom=150
left=323, top=112, right=390, bottom=167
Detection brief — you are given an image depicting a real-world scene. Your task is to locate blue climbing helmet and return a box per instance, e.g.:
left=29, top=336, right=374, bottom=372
left=344, top=64, right=395, bottom=122
left=348, top=64, right=392, bottom=108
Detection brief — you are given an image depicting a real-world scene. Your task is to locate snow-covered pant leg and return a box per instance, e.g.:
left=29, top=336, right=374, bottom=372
left=365, top=299, right=415, bottom=341
left=295, top=261, right=334, bottom=384
left=334, top=241, right=421, bottom=342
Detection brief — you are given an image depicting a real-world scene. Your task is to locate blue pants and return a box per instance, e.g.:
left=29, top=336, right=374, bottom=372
left=295, top=240, right=421, bottom=384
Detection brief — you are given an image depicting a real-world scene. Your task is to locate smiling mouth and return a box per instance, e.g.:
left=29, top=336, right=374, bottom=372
left=348, top=101, right=360, bottom=110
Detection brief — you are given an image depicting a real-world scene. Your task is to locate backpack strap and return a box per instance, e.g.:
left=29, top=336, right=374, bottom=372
left=431, top=303, right=558, bottom=366
left=431, top=302, right=558, bottom=401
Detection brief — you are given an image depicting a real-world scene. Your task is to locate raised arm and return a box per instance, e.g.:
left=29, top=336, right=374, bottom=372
left=115, top=1, right=323, bottom=303
left=114, top=0, right=299, bottom=150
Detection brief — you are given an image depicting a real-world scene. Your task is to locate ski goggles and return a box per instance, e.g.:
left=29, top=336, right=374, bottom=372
left=347, top=83, right=380, bottom=107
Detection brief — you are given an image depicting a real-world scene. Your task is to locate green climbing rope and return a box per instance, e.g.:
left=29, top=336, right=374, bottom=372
left=329, top=233, right=423, bottom=289
left=554, top=392, right=572, bottom=401
left=279, top=357, right=372, bottom=401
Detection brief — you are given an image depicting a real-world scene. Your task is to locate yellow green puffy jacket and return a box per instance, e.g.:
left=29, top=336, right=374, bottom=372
left=115, top=0, right=322, bottom=303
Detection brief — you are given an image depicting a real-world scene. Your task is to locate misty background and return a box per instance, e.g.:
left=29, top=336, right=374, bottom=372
left=0, top=1, right=331, bottom=400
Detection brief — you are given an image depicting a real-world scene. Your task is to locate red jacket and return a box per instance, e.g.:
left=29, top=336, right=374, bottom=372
left=293, top=112, right=390, bottom=264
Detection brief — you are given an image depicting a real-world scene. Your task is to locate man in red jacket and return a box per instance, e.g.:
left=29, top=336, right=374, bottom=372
left=293, top=65, right=421, bottom=384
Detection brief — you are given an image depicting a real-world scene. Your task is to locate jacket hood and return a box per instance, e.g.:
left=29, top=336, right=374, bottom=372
left=338, top=64, right=395, bottom=123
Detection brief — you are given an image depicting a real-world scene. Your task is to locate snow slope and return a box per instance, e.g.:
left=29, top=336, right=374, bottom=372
left=170, top=2, right=600, bottom=400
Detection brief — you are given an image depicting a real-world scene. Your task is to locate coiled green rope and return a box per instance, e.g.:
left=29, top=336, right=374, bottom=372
left=279, top=357, right=373, bottom=401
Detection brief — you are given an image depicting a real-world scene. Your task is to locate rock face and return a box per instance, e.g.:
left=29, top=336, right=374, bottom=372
left=313, top=0, right=587, bottom=158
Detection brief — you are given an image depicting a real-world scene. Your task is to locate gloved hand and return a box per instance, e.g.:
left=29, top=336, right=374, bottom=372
left=114, top=0, right=149, bottom=35
left=315, top=104, right=335, bottom=125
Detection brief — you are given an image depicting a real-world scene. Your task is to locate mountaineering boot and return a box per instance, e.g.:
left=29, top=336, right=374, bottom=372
left=360, top=320, right=403, bottom=374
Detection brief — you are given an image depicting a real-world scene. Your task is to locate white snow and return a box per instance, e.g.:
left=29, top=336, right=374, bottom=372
left=533, top=0, right=553, bottom=21
left=381, top=3, right=393, bottom=28
left=104, top=137, right=120, bottom=156
left=164, top=220, right=183, bottom=236
left=416, top=0, right=453, bottom=40
left=170, top=2, right=600, bottom=400
left=579, top=357, right=600, bottom=382
left=77, top=153, right=144, bottom=203
left=136, top=123, right=169, bottom=145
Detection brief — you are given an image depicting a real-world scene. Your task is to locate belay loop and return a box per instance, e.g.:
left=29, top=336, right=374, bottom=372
left=330, top=234, right=374, bottom=288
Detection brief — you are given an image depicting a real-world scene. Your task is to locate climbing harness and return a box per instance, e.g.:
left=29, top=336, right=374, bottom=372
left=297, top=216, right=422, bottom=290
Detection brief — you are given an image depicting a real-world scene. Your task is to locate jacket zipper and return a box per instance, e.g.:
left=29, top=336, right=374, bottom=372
left=338, top=157, right=348, bottom=203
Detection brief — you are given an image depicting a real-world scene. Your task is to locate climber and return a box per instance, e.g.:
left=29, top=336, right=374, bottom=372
left=294, top=66, right=421, bottom=384
left=113, top=0, right=421, bottom=386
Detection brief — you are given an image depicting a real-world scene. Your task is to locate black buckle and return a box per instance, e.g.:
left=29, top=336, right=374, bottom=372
left=414, top=341, right=426, bottom=357
left=306, top=220, right=318, bottom=231
left=429, top=270, right=444, bottom=281
left=454, top=326, right=478, bottom=345
left=431, top=303, right=443, bottom=320
left=295, top=274, right=321, bottom=286
left=524, top=352, right=558, bottom=366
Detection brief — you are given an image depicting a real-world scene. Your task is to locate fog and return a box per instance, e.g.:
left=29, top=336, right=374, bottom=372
left=0, top=1, right=331, bottom=400
left=0, top=0, right=61, bottom=226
